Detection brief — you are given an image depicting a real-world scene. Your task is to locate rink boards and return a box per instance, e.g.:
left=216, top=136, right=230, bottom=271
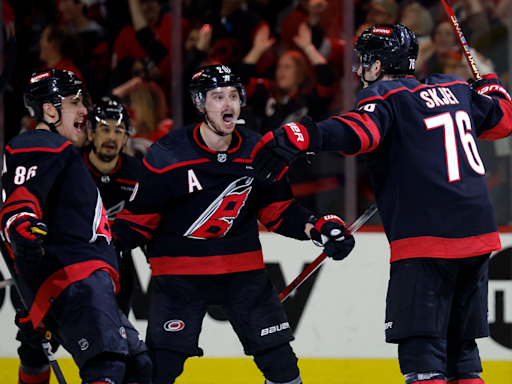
left=0, top=230, right=511, bottom=382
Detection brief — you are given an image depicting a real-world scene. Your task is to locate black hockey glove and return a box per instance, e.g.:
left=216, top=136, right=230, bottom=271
left=8, top=215, right=47, bottom=266
left=15, top=308, right=45, bottom=350
left=468, top=73, right=511, bottom=102
left=310, top=214, right=355, bottom=261
left=251, top=115, right=322, bottom=182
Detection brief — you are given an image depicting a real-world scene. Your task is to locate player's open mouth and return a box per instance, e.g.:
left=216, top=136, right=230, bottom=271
left=103, top=142, right=117, bottom=151
left=74, top=120, right=83, bottom=131
left=223, top=113, right=234, bottom=124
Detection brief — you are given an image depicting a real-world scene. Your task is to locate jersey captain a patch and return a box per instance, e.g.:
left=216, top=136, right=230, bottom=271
left=184, top=176, right=253, bottom=239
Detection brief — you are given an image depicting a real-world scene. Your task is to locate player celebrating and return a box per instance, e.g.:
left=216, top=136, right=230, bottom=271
left=251, top=25, right=512, bottom=384
left=1, top=69, right=152, bottom=384
left=84, top=98, right=143, bottom=315
left=112, top=64, right=355, bottom=384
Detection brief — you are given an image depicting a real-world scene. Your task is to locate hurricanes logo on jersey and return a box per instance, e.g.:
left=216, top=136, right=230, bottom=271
left=184, top=176, right=253, bottom=239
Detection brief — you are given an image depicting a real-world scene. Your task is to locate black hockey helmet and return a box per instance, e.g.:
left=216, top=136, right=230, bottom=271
left=353, top=24, right=418, bottom=75
left=189, top=64, right=246, bottom=113
left=24, top=69, right=86, bottom=121
left=88, top=97, right=133, bottom=134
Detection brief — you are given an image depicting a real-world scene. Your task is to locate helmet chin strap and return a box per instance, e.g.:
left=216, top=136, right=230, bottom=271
left=42, top=108, right=62, bottom=133
left=362, top=67, right=385, bottom=86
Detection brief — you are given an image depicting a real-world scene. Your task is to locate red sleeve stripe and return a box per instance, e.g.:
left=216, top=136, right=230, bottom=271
left=356, top=79, right=468, bottom=108
left=233, top=158, right=252, bottom=163
left=258, top=199, right=293, bottom=227
left=331, top=113, right=381, bottom=154
left=0, top=187, right=42, bottom=225
left=115, top=178, right=138, bottom=185
left=479, top=98, right=512, bottom=140
left=143, top=157, right=210, bottom=174
left=115, top=209, right=161, bottom=231
left=6, top=141, right=72, bottom=154
left=29, top=260, right=120, bottom=329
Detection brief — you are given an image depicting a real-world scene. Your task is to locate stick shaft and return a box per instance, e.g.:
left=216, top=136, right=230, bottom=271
left=441, top=0, right=481, bottom=80
left=279, top=203, right=378, bottom=302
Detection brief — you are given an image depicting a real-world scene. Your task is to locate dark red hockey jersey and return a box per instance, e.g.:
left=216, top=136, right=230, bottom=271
left=112, top=123, right=313, bottom=275
left=1, top=130, right=119, bottom=328
left=315, top=74, right=512, bottom=262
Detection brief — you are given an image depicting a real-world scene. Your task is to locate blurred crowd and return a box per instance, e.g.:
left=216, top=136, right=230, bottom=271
left=2, top=0, right=511, bottom=220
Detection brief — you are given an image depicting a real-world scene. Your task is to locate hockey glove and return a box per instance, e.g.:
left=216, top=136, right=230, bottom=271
left=251, top=115, right=322, bottom=182
left=8, top=215, right=47, bottom=266
left=310, top=215, right=355, bottom=261
left=468, top=73, right=511, bottom=102
left=15, top=308, right=45, bottom=350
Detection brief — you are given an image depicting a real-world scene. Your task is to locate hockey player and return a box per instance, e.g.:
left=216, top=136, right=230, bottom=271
left=84, top=98, right=143, bottom=315
left=111, top=64, right=355, bottom=384
left=250, top=25, right=512, bottom=384
left=1, top=69, right=152, bottom=384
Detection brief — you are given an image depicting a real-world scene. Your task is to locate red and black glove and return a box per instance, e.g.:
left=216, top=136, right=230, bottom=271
left=251, top=115, right=322, bottom=182
left=469, top=73, right=511, bottom=102
left=310, top=215, right=355, bottom=261
left=7, top=214, right=48, bottom=266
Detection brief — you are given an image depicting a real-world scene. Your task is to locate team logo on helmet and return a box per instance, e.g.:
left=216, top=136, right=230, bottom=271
left=371, top=27, right=393, bottom=36
left=192, top=70, right=204, bottom=81
left=163, top=319, right=185, bottom=332
left=29, top=71, right=51, bottom=84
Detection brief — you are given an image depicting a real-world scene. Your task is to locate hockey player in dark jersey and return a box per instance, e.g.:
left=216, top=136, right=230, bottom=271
left=84, top=98, right=143, bottom=315
left=251, top=24, right=512, bottom=384
left=112, top=64, right=355, bottom=384
left=1, top=69, right=152, bottom=384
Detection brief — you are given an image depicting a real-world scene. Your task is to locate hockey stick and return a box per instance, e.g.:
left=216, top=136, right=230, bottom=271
left=441, top=0, right=481, bottom=80
left=279, top=202, right=378, bottom=302
left=0, top=241, right=68, bottom=384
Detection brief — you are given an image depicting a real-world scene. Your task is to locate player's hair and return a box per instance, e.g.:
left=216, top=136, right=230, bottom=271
left=24, top=69, right=85, bottom=125
left=88, top=97, right=133, bottom=134
left=353, top=24, right=418, bottom=75
left=188, top=64, right=246, bottom=114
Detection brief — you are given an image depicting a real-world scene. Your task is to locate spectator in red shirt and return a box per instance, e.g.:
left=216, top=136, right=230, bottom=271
left=39, top=23, right=85, bottom=84
left=112, top=0, right=190, bottom=96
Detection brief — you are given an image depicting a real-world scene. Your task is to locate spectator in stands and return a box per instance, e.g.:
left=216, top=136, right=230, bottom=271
left=201, top=0, right=270, bottom=67
left=121, top=81, right=173, bottom=158
left=399, top=1, right=434, bottom=43
left=113, top=0, right=190, bottom=97
left=39, top=23, right=84, bottom=83
left=58, top=0, right=110, bottom=102
left=355, top=0, right=400, bottom=37
left=415, top=20, right=459, bottom=78
left=241, top=22, right=336, bottom=133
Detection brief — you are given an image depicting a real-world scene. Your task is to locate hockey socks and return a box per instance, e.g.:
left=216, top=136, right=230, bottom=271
left=447, top=372, right=485, bottom=384
left=405, top=372, right=447, bottom=384
left=18, top=363, right=50, bottom=384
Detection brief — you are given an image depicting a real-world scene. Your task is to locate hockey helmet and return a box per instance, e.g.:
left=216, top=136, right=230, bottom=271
left=352, top=24, right=418, bottom=75
left=189, top=65, right=246, bottom=113
left=24, top=69, right=86, bottom=121
left=88, top=98, right=133, bottom=135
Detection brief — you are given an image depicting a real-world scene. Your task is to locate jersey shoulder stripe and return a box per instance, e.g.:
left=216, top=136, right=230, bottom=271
left=356, top=75, right=468, bottom=108
left=6, top=130, right=71, bottom=154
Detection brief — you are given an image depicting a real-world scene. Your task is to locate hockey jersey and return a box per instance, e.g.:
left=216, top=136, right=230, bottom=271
left=83, top=151, right=143, bottom=224
left=112, top=123, right=312, bottom=275
left=315, top=74, right=512, bottom=262
left=0, top=130, right=119, bottom=328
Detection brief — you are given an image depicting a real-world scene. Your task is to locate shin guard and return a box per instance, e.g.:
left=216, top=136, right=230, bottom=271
left=19, top=363, right=50, bottom=384
left=254, top=343, right=300, bottom=384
